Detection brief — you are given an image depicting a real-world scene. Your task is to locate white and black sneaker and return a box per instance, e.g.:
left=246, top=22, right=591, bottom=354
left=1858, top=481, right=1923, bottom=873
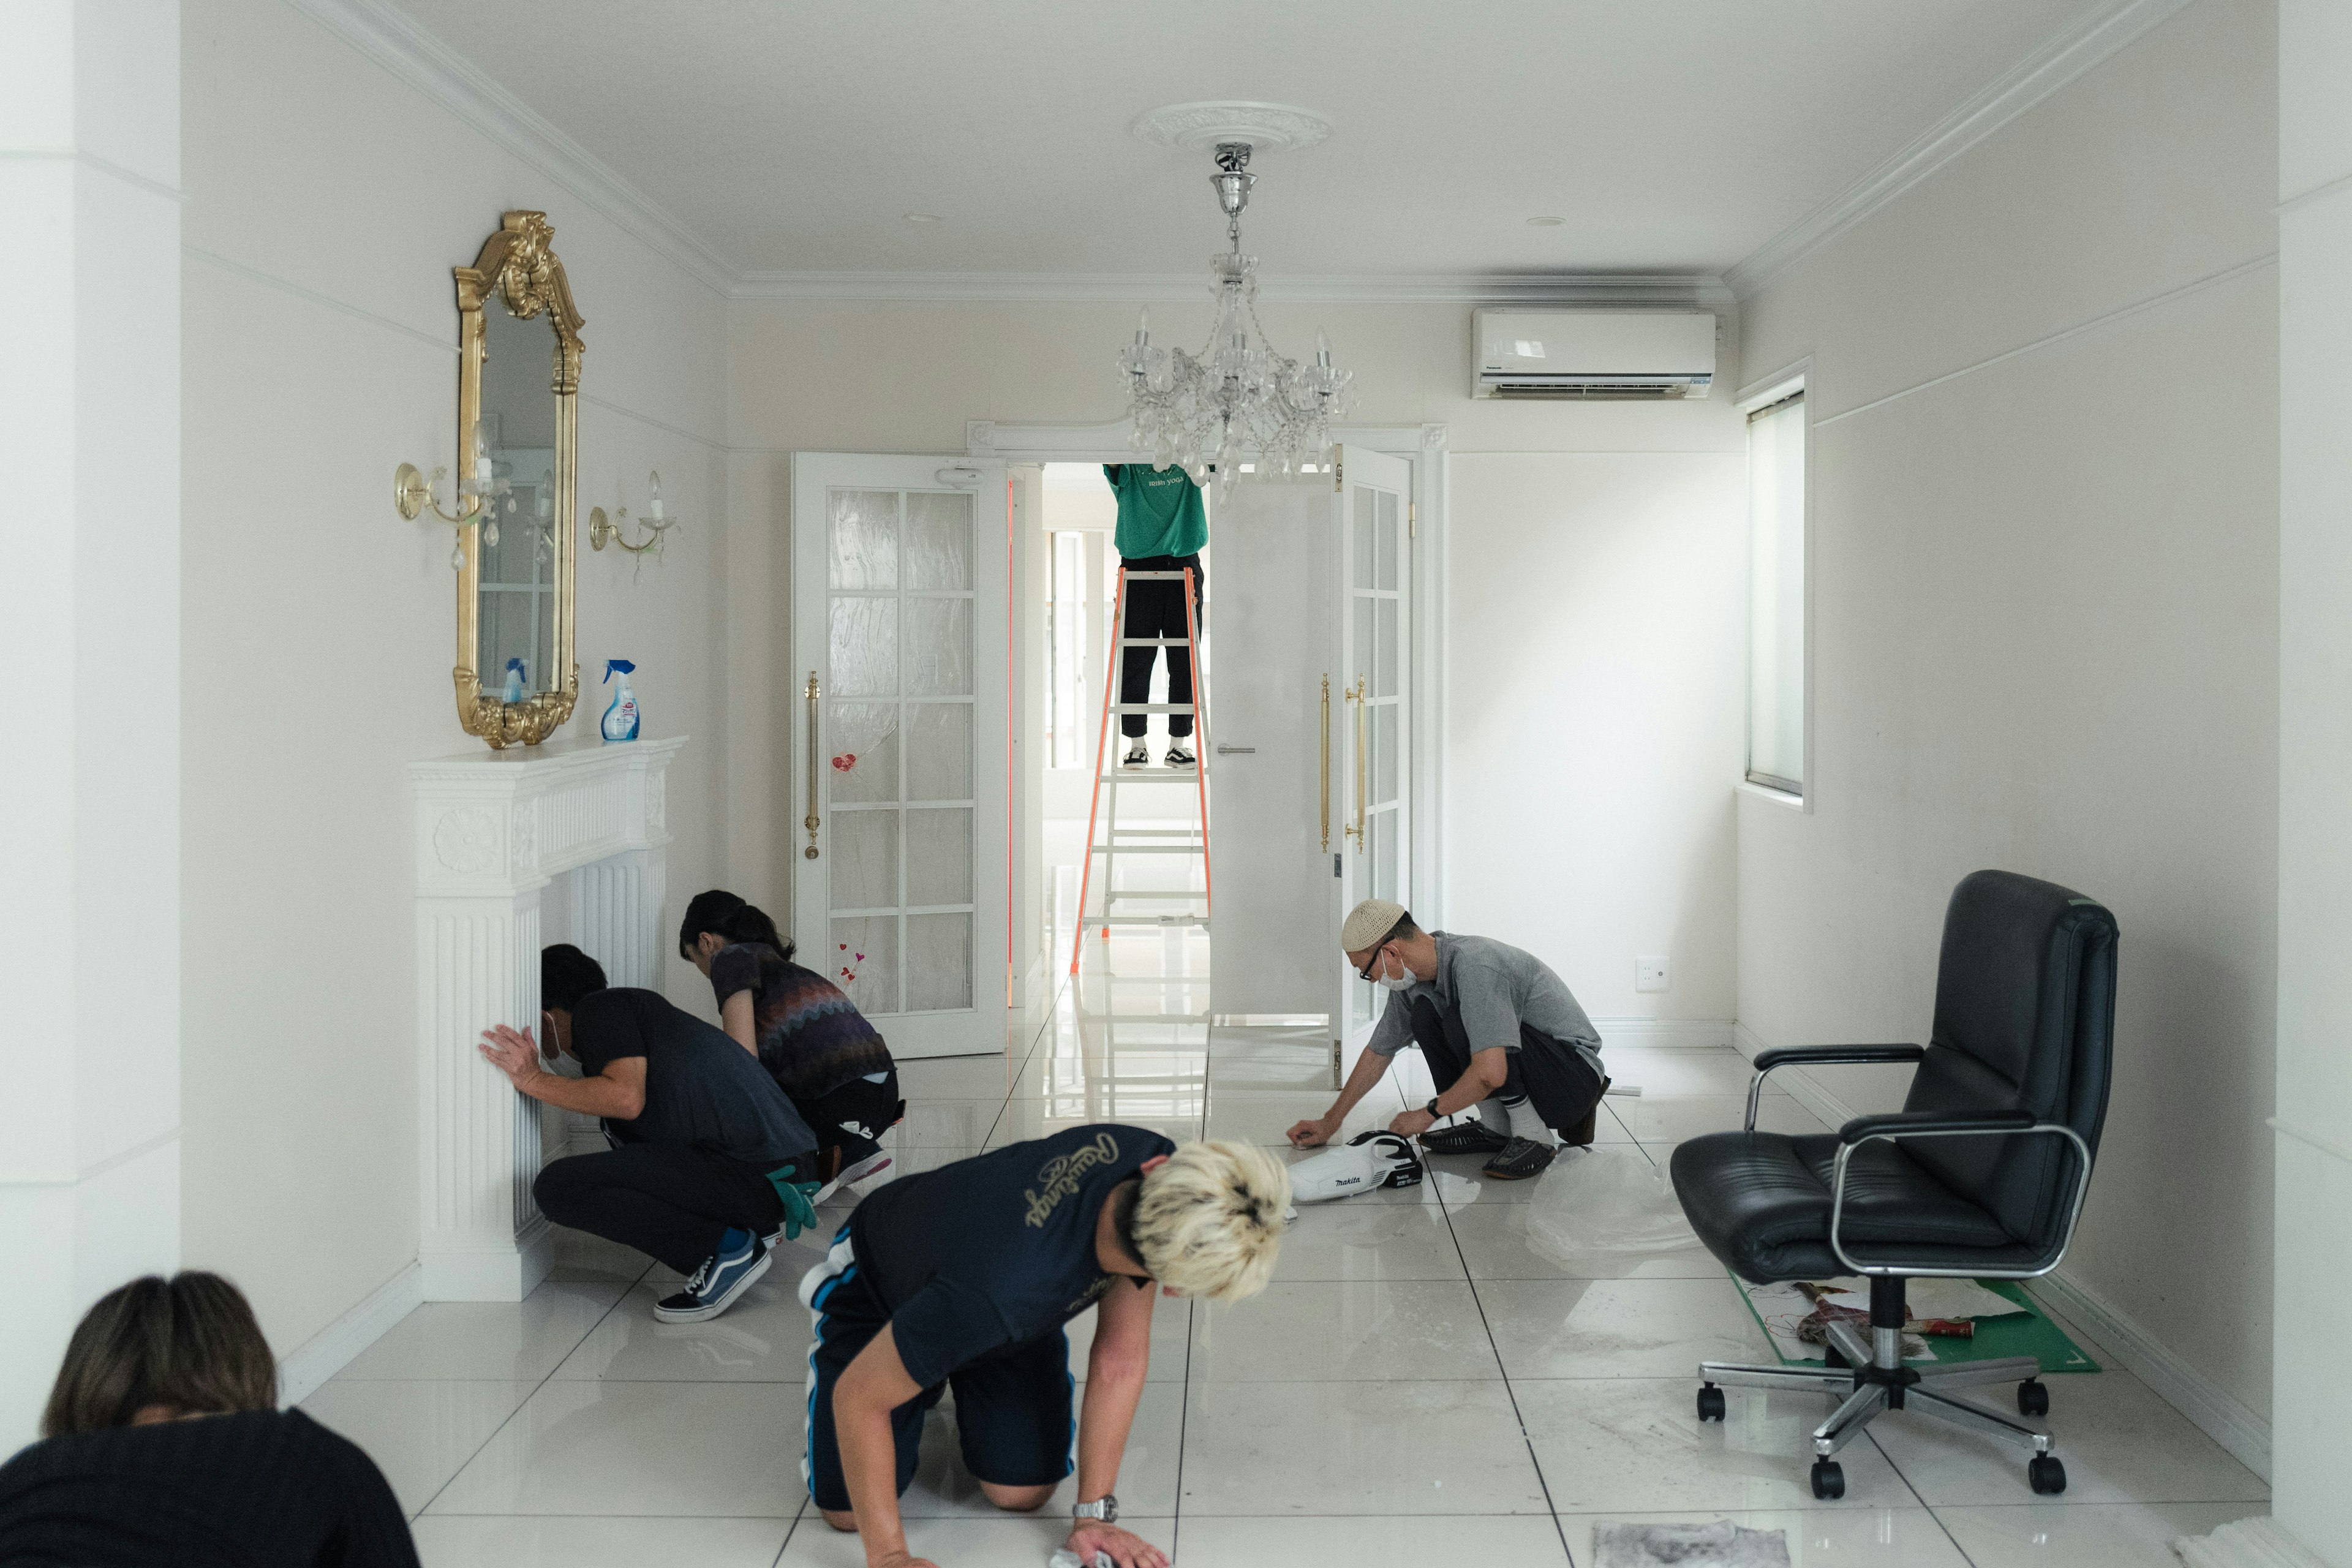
left=653, top=1228, right=772, bottom=1323
left=811, top=1150, right=893, bottom=1207
left=1122, top=741, right=1150, bottom=767
left=1163, top=742, right=1196, bottom=769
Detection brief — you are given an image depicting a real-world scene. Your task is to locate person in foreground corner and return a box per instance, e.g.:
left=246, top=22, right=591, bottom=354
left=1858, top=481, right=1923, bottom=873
left=0, top=1272, right=418, bottom=1567
left=478, top=943, right=822, bottom=1324
left=677, top=888, right=903, bottom=1194
left=1287, top=898, right=1611, bottom=1181
left=801, top=1126, right=1289, bottom=1568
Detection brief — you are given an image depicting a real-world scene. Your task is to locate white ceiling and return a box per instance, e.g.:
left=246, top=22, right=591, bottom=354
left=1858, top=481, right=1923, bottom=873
left=391, top=0, right=2114, bottom=282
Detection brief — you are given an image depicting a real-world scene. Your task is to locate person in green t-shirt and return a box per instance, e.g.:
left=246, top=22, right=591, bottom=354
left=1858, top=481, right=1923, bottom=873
left=1104, top=463, right=1208, bottom=769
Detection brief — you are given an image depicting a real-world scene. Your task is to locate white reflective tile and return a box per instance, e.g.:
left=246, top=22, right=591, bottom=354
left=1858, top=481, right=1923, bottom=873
left=1272, top=1200, right=1466, bottom=1280
left=1202, top=1031, right=1344, bottom=1093
left=1931, top=1501, right=2271, bottom=1566
left=1517, top=1378, right=1917, bottom=1512
left=1177, top=1513, right=1569, bottom=1567
left=334, top=1279, right=626, bottom=1382
left=778, top=1513, right=1170, bottom=1568
left=1180, top=1380, right=1550, bottom=1515
left=897, top=1383, right=1182, bottom=1518
left=984, top=1101, right=1199, bottom=1148
left=411, top=1514, right=795, bottom=1567
left=550, top=1277, right=813, bottom=1382
left=1865, top=1366, right=2270, bottom=1506
left=1610, top=1093, right=1829, bottom=1145
left=1205, top=1085, right=1404, bottom=1144
left=299, top=1378, right=536, bottom=1518
left=544, top=1226, right=655, bottom=1286
left=1595, top=1047, right=1765, bottom=1098
left=1011, top=1049, right=1208, bottom=1100
left=428, top=1381, right=804, bottom=1517
left=1555, top=1507, right=1970, bottom=1566
left=895, top=1054, right=1022, bottom=1099
left=1446, top=1186, right=1721, bottom=1280
left=826, top=1143, right=981, bottom=1210
left=888, top=1099, right=1005, bottom=1150
left=1064, top=1292, right=1193, bottom=1381
left=1189, top=1280, right=1502, bottom=1382
left=1477, top=1276, right=1770, bottom=1378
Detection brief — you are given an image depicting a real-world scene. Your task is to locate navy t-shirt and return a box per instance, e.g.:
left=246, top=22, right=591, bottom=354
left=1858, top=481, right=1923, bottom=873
left=850, top=1123, right=1175, bottom=1389
left=570, top=987, right=815, bottom=1169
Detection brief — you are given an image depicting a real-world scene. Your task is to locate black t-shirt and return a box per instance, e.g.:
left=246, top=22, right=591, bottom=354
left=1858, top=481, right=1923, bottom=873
left=0, top=1408, right=418, bottom=1568
left=570, top=987, right=815, bottom=1169
left=850, top=1123, right=1175, bottom=1389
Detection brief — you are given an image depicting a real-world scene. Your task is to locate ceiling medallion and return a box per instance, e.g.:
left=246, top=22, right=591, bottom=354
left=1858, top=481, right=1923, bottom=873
left=1116, top=136, right=1355, bottom=499
left=1130, top=100, right=1333, bottom=155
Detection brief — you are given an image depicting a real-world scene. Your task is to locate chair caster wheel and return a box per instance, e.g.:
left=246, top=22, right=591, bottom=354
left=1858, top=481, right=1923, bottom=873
left=1810, top=1459, right=1845, bottom=1499
left=2028, top=1455, right=2067, bottom=1494
left=1697, top=1385, right=1725, bottom=1422
left=2017, top=1379, right=2049, bottom=1416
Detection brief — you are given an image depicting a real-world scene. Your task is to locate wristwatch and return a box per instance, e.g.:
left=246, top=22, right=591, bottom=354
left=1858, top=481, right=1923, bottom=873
left=1425, top=1097, right=1443, bottom=1118
left=1073, top=1495, right=1118, bottom=1524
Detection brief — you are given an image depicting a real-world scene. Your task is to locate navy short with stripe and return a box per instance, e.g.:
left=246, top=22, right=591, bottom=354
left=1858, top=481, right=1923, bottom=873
left=802, top=1238, right=1074, bottom=1511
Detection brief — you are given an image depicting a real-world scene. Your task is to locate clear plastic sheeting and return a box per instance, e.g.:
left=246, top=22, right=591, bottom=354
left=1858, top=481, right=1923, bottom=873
left=1593, top=1519, right=1792, bottom=1568
left=1520, top=1146, right=1700, bottom=1267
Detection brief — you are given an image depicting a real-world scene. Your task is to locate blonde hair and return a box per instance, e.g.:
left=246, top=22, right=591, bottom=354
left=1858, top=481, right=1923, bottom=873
left=1131, top=1140, right=1291, bottom=1303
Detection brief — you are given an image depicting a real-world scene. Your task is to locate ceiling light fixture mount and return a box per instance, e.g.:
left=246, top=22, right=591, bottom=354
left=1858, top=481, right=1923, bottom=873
left=1129, top=100, right=1332, bottom=155
left=1117, top=124, right=1354, bottom=499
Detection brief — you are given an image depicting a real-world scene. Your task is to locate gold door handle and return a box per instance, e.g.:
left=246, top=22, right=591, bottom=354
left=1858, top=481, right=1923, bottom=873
left=1344, top=676, right=1366, bottom=851
left=1320, top=674, right=1331, bottom=853
left=803, top=673, right=821, bottom=860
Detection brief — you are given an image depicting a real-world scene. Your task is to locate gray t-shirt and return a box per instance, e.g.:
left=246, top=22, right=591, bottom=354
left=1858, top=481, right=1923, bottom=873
left=1366, top=932, right=1602, bottom=1061
left=570, top=987, right=815, bottom=1169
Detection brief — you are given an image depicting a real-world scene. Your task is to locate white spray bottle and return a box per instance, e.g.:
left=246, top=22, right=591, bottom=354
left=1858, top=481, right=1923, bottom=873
left=600, top=659, right=639, bottom=742
left=501, top=657, right=526, bottom=704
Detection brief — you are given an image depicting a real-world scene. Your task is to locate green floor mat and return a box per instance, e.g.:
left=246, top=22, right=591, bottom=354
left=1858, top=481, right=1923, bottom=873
left=1734, top=1274, right=2099, bottom=1374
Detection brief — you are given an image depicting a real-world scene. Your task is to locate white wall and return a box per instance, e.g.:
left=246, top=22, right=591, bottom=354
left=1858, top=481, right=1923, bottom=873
left=2272, top=0, right=2352, bottom=1555
left=0, top=0, right=183, bottom=1449
left=178, top=0, right=731, bottom=1367
left=725, top=298, right=1746, bottom=1030
left=1736, top=0, right=2278, bottom=1449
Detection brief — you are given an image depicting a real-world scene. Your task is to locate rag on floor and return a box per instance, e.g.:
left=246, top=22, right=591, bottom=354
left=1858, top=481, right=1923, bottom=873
left=1592, top=1519, right=1792, bottom=1568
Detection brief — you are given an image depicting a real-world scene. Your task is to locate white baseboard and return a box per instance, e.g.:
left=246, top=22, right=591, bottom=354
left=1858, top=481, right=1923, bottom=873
left=1594, top=1017, right=1735, bottom=1049
left=275, top=1260, right=422, bottom=1407
left=2173, top=1515, right=2321, bottom=1568
left=1728, top=1021, right=2275, bottom=1485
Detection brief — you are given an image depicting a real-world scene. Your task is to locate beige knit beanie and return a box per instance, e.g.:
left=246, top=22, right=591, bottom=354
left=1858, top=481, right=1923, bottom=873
left=1341, top=898, right=1408, bottom=955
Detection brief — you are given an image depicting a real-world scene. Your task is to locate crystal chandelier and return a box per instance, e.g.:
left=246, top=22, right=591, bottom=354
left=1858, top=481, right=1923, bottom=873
left=1118, top=141, right=1355, bottom=499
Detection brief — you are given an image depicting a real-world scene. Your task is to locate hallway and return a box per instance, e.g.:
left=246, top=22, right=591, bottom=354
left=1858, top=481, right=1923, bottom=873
left=292, top=919, right=2267, bottom=1567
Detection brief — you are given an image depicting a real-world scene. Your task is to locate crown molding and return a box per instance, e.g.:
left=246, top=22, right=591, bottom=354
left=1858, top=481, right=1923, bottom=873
left=729, top=270, right=1732, bottom=307
left=282, top=0, right=736, bottom=296
left=1722, top=0, right=2198, bottom=300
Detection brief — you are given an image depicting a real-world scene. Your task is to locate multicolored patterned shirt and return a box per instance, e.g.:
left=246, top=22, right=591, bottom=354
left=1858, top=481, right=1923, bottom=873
left=709, top=944, right=893, bottom=1099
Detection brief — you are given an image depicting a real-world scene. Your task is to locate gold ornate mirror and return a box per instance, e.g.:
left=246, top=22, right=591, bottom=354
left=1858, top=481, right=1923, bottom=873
left=454, top=211, right=582, bottom=748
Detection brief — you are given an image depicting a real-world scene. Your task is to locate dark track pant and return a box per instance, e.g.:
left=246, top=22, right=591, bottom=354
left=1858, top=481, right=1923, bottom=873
left=533, top=1144, right=788, bottom=1273
left=793, top=1069, right=902, bottom=1170
left=1118, top=553, right=1203, bottom=738
left=1407, top=996, right=1608, bottom=1140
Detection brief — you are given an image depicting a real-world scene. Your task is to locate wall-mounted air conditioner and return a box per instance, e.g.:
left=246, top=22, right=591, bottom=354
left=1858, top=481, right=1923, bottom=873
left=1471, top=309, right=1716, bottom=399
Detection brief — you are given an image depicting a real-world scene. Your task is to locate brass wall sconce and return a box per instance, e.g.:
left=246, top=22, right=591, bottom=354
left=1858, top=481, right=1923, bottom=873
left=394, top=421, right=513, bottom=569
left=589, top=469, right=680, bottom=566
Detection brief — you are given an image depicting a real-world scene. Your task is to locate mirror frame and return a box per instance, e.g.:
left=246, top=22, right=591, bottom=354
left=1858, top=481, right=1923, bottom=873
left=453, top=210, right=584, bottom=748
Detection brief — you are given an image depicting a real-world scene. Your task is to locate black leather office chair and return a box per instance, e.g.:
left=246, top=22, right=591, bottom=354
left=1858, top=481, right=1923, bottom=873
left=1670, top=870, right=2116, bottom=1499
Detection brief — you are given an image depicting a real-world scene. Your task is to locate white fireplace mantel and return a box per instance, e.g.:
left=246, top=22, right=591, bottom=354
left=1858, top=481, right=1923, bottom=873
left=412, top=734, right=687, bottom=1301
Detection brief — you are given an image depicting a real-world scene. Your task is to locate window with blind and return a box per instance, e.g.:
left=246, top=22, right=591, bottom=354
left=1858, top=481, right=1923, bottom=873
left=1746, top=388, right=1806, bottom=796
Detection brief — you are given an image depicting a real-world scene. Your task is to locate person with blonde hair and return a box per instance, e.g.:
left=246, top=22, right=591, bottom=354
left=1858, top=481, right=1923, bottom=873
left=799, top=1126, right=1287, bottom=1568
left=0, top=1272, right=417, bottom=1566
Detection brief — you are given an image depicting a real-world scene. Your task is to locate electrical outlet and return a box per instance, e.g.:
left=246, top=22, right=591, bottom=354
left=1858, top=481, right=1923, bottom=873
left=1636, top=955, right=1670, bottom=993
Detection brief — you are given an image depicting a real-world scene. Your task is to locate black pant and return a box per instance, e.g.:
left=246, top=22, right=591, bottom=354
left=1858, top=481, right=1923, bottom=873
left=533, top=1144, right=788, bottom=1273
left=1118, top=553, right=1203, bottom=738
left=1407, top=996, right=1608, bottom=1140
left=794, top=1069, right=903, bottom=1170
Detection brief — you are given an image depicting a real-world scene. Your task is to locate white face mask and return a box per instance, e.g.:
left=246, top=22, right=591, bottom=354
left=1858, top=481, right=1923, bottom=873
left=1372, top=948, right=1415, bottom=991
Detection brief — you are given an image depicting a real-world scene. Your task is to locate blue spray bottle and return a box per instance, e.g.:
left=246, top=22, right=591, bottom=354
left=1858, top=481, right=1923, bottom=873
left=600, top=659, right=640, bottom=742
left=501, top=657, right=526, bottom=704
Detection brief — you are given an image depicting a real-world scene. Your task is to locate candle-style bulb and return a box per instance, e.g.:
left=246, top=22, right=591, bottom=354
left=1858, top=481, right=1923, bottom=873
left=647, top=469, right=664, bottom=522
left=1135, top=307, right=1150, bottom=347
left=1315, top=329, right=1332, bottom=369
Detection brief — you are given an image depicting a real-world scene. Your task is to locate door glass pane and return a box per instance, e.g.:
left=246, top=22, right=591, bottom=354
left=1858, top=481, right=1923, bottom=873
left=1375, top=703, right=1397, bottom=802
left=1375, top=598, right=1398, bottom=698
left=1378, top=491, right=1399, bottom=590
left=1353, top=973, right=1373, bottom=1025
left=829, top=703, right=899, bottom=804
left=1375, top=809, right=1398, bottom=903
left=905, top=913, right=974, bottom=1011
left=906, top=703, right=974, bottom=800
left=830, top=598, right=898, bottom=697
left=905, top=808, right=974, bottom=905
left=1352, top=485, right=1374, bottom=585
left=905, top=598, right=974, bottom=696
left=1352, top=598, right=1373, bottom=693
left=831, top=916, right=899, bottom=1016
left=903, top=492, right=975, bottom=590
left=830, top=809, right=898, bottom=911
left=829, top=489, right=899, bottom=589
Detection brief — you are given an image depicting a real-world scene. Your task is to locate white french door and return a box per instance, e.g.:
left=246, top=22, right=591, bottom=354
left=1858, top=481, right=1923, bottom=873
left=793, top=454, right=1010, bottom=1058
left=1333, top=444, right=1414, bottom=1050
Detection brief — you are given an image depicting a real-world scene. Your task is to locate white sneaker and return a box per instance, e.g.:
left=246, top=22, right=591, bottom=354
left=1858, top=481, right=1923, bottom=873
left=812, top=1150, right=893, bottom=1207
left=1121, top=741, right=1150, bottom=767
left=1164, top=742, right=1196, bottom=769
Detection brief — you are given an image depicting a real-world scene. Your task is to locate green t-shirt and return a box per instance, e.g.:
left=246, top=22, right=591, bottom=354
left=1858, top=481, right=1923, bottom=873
left=1104, top=464, right=1208, bottom=559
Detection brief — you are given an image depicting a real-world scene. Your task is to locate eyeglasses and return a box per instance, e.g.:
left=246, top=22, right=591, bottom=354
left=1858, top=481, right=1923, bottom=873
left=1354, top=944, right=1388, bottom=983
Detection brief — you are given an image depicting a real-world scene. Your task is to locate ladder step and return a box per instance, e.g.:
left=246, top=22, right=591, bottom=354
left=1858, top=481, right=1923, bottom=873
left=1100, top=916, right=1210, bottom=927
left=1120, top=571, right=1196, bottom=580
left=1088, top=845, right=1204, bottom=856
left=1110, top=827, right=1201, bottom=837
left=1110, top=704, right=1196, bottom=714
left=1115, top=638, right=1194, bottom=646
left=1105, top=891, right=1208, bottom=900
left=1099, top=771, right=1197, bottom=780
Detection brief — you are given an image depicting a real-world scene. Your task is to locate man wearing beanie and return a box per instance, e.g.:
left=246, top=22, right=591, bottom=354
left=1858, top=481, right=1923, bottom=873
left=1285, top=900, right=1609, bottom=1180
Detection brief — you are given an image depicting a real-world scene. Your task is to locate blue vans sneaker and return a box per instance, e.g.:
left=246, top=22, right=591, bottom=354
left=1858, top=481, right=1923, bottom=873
left=654, top=1228, right=771, bottom=1323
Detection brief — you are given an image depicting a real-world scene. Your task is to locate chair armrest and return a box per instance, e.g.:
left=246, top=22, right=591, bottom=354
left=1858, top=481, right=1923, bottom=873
left=1838, top=1110, right=2034, bottom=1146
left=1826, top=1119, right=2094, bottom=1279
left=1745, top=1044, right=1924, bottom=1129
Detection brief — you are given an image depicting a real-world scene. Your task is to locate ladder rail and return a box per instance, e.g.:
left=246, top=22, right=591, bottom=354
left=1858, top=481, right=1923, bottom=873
left=1183, top=565, right=1212, bottom=919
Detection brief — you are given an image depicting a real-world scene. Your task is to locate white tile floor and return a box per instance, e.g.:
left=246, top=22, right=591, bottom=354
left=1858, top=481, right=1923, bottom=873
left=306, top=922, right=2271, bottom=1566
